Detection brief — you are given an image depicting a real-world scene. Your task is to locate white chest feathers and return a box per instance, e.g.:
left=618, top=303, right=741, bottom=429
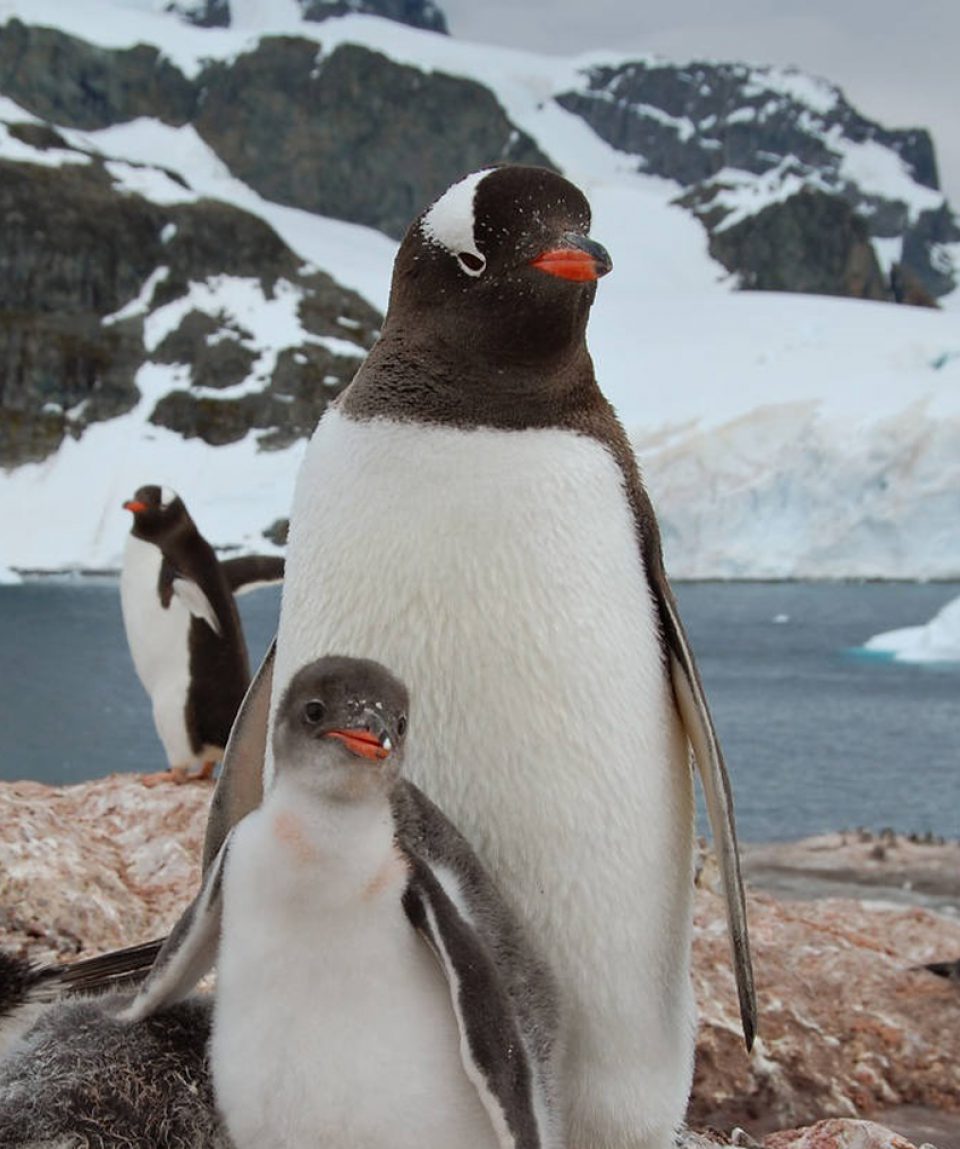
left=274, top=410, right=695, bottom=1135
left=120, top=534, right=194, bottom=766
left=275, top=409, right=689, bottom=879
left=211, top=782, right=499, bottom=1149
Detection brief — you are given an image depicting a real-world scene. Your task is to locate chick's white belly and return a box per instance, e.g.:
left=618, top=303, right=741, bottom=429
left=212, top=810, right=499, bottom=1149
left=275, top=411, right=696, bottom=1123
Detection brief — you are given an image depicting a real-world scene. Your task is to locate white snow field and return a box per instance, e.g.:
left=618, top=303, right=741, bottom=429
left=0, top=0, right=958, bottom=576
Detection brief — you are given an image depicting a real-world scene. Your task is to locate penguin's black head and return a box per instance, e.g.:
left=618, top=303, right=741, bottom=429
left=388, top=164, right=611, bottom=370
left=274, top=655, right=410, bottom=800
left=122, top=485, right=189, bottom=539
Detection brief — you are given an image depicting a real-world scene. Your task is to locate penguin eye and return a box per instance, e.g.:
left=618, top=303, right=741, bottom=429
left=397, top=714, right=407, bottom=738
left=303, top=700, right=326, bottom=725
left=456, top=251, right=486, bottom=276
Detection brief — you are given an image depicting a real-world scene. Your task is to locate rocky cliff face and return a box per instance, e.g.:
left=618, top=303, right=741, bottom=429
left=0, top=122, right=380, bottom=467
left=169, top=0, right=448, bottom=34
left=557, top=60, right=958, bottom=300
left=0, top=15, right=553, bottom=464
left=192, top=39, right=548, bottom=238
left=0, top=5, right=957, bottom=498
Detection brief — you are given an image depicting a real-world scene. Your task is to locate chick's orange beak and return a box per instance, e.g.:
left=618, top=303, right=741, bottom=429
left=325, top=729, right=391, bottom=761
left=123, top=500, right=148, bottom=513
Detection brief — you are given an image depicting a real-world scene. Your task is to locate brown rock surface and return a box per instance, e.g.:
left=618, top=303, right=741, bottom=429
left=1, top=779, right=956, bottom=1147
left=0, top=775, right=208, bottom=962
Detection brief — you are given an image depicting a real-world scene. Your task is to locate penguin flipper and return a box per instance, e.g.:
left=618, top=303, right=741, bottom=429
left=401, top=856, right=551, bottom=1149
left=171, top=576, right=223, bottom=636
left=220, top=555, right=285, bottom=595
left=121, top=833, right=233, bottom=1023
left=655, top=580, right=758, bottom=1050
left=202, top=640, right=275, bottom=872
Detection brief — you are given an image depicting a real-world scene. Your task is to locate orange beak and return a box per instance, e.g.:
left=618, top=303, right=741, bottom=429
left=325, top=729, right=391, bottom=762
left=123, top=500, right=148, bottom=513
left=529, top=235, right=612, bottom=282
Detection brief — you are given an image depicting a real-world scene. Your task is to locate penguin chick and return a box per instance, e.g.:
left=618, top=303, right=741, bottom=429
left=0, top=950, right=224, bottom=1148
left=125, top=655, right=561, bottom=1149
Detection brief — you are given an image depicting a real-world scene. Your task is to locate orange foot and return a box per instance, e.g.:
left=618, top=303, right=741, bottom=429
left=140, top=761, right=216, bottom=788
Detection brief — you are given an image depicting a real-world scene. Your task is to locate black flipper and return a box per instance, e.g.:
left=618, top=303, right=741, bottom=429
left=402, top=858, right=552, bottom=1149
left=651, top=572, right=758, bottom=1050
left=202, top=639, right=275, bottom=871
left=220, top=555, right=285, bottom=596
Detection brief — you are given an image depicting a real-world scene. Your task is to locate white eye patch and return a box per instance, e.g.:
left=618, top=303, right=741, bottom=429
left=160, top=486, right=177, bottom=509
left=420, top=168, right=494, bottom=277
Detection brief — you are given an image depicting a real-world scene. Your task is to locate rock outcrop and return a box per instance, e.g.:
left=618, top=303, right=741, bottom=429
left=0, top=129, right=380, bottom=467
left=1, top=776, right=957, bottom=1147
left=192, top=40, right=549, bottom=239
left=557, top=59, right=958, bottom=301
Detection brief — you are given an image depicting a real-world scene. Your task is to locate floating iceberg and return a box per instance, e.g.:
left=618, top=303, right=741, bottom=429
left=863, top=594, right=960, bottom=663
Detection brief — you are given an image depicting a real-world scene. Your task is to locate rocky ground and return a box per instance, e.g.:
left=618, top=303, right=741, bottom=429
left=1, top=776, right=957, bottom=1148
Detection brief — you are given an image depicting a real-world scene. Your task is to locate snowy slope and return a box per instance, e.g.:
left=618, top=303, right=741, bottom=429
left=0, top=0, right=958, bottom=576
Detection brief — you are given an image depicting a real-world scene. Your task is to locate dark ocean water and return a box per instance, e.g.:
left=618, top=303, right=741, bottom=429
left=0, top=579, right=957, bottom=842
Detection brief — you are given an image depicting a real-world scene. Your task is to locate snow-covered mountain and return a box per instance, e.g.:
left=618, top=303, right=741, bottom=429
left=0, top=0, right=958, bottom=578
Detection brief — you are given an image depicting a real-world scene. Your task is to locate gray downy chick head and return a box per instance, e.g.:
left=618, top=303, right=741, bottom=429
left=272, top=655, right=410, bottom=801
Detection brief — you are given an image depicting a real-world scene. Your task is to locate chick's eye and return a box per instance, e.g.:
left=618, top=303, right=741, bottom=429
left=304, top=700, right=326, bottom=724
left=397, top=714, right=407, bottom=738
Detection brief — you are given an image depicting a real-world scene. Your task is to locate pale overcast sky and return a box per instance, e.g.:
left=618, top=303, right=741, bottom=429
left=438, top=0, right=960, bottom=205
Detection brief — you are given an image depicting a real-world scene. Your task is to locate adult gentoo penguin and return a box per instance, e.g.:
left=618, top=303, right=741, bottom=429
left=120, top=484, right=281, bottom=786
left=83, top=166, right=755, bottom=1148
left=123, top=655, right=561, bottom=1149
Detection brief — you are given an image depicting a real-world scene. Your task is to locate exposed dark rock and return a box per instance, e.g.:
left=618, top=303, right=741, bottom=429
left=153, top=312, right=257, bottom=391
left=0, top=159, right=166, bottom=465
left=902, top=203, right=960, bottom=298
left=0, top=143, right=381, bottom=466
left=165, top=0, right=231, bottom=27
left=163, top=0, right=448, bottom=32
left=0, top=19, right=196, bottom=128
left=557, top=59, right=937, bottom=191
left=262, top=518, right=290, bottom=547
left=148, top=341, right=362, bottom=449
left=5, top=121, right=69, bottom=150
left=151, top=199, right=303, bottom=309
left=299, top=0, right=449, bottom=34
left=194, top=39, right=552, bottom=238
left=557, top=59, right=954, bottom=298
left=690, top=188, right=890, bottom=300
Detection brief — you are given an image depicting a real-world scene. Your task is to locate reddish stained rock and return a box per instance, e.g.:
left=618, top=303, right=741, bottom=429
left=763, top=1117, right=920, bottom=1148
left=690, top=878, right=960, bottom=1138
left=0, top=775, right=209, bottom=962
left=1, top=779, right=956, bottom=1147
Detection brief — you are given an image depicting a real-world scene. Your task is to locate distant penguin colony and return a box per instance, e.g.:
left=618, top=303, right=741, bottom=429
left=120, top=485, right=282, bottom=786
left=10, top=165, right=757, bottom=1149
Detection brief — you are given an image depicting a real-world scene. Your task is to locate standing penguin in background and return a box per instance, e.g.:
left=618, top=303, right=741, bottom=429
left=121, top=485, right=281, bottom=786
left=85, top=167, right=755, bottom=1148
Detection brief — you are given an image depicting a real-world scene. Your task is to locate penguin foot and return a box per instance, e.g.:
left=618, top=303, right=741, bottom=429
left=140, top=764, right=215, bottom=787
